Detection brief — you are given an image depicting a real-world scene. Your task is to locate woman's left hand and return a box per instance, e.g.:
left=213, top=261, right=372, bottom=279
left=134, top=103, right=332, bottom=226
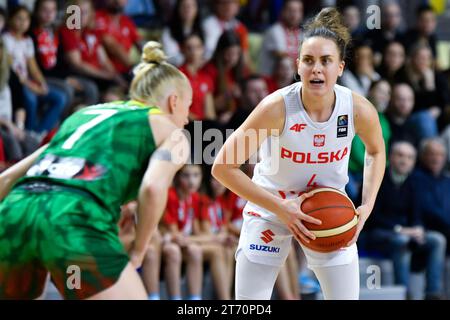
left=347, top=204, right=371, bottom=246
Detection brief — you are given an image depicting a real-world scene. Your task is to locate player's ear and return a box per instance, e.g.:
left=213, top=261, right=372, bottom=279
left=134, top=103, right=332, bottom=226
left=338, top=60, right=345, bottom=77
left=167, top=93, right=178, bottom=114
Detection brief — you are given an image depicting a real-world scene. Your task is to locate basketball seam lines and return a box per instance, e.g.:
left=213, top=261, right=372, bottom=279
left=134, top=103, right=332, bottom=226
left=303, top=205, right=354, bottom=214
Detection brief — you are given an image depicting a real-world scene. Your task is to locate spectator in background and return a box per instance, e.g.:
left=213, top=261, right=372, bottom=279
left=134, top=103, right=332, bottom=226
left=179, top=33, right=215, bottom=121
left=258, top=0, right=303, bottom=76
left=341, top=4, right=364, bottom=42
left=377, top=41, right=407, bottom=85
left=0, top=7, right=6, bottom=32
left=203, top=31, right=247, bottom=125
left=365, top=1, right=404, bottom=66
left=403, top=43, right=450, bottom=129
left=226, top=74, right=268, bottom=131
left=202, top=0, right=250, bottom=65
left=3, top=5, right=67, bottom=136
left=31, top=0, right=100, bottom=111
left=95, top=0, right=141, bottom=79
left=162, top=0, right=204, bottom=67
left=161, top=164, right=204, bottom=300
left=415, top=138, right=450, bottom=256
left=347, top=80, right=391, bottom=202
left=401, top=4, right=438, bottom=59
left=365, top=141, right=446, bottom=300
left=339, top=43, right=380, bottom=96
left=386, top=83, right=437, bottom=147
left=59, top=0, right=126, bottom=96
left=265, top=54, right=296, bottom=93
left=118, top=201, right=163, bottom=300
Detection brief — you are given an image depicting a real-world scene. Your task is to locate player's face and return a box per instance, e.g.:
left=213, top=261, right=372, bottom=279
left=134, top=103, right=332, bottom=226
left=179, top=165, right=202, bottom=193
left=38, top=0, right=57, bottom=26
left=297, top=37, right=344, bottom=96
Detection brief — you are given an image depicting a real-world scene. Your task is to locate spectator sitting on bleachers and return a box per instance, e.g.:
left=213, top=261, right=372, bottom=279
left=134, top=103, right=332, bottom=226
left=339, top=43, right=381, bottom=97
left=161, top=0, right=205, bottom=67
left=385, top=83, right=437, bottom=147
left=179, top=33, right=215, bottom=121
left=118, top=201, right=163, bottom=300
left=364, top=141, right=446, bottom=300
left=414, top=138, right=450, bottom=256
left=31, top=0, right=99, bottom=111
left=225, top=73, right=268, bottom=131
left=401, top=4, right=438, bottom=60
left=341, top=4, right=365, bottom=42
left=264, top=54, right=296, bottom=93
left=203, top=30, right=247, bottom=125
left=364, top=1, right=404, bottom=66
left=403, top=43, right=450, bottom=130
left=258, top=0, right=303, bottom=76
left=377, top=41, right=407, bottom=86
left=3, top=5, right=67, bottom=136
left=347, top=80, right=391, bottom=203
left=202, top=0, right=249, bottom=65
left=95, top=0, right=142, bottom=79
left=161, top=164, right=205, bottom=300
left=59, top=0, right=126, bottom=95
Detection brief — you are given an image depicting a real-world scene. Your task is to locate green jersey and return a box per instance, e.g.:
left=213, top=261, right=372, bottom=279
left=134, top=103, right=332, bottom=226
left=18, top=100, right=163, bottom=216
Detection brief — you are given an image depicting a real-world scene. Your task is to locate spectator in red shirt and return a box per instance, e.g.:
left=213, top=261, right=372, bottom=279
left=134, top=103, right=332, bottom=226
left=95, top=0, right=142, bottom=79
left=202, top=0, right=249, bottom=67
left=161, top=164, right=204, bottom=300
left=203, top=31, right=247, bottom=125
left=265, top=54, right=296, bottom=94
left=179, top=34, right=215, bottom=121
left=162, top=0, right=205, bottom=67
left=59, top=0, right=126, bottom=93
left=31, top=0, right=99, bottom=108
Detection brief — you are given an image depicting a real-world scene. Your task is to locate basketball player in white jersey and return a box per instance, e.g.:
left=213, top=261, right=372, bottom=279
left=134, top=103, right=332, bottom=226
left=212, top=8, right=386, bottom=300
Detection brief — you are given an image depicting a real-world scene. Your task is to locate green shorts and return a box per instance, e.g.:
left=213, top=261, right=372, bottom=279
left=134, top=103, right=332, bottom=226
left=0, top=183, right=129, bottom=299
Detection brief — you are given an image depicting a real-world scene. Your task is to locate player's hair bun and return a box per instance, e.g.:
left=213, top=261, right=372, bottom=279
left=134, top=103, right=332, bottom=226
left=141, top=41, right=167, bottom=65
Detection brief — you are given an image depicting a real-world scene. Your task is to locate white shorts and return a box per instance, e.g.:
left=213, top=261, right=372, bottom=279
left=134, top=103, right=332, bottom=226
left=236, top=203, right=358, bottom=268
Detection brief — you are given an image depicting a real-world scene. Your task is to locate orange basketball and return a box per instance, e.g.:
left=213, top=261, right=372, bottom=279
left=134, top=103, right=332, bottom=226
left=299, top=187, right=358, bottom=253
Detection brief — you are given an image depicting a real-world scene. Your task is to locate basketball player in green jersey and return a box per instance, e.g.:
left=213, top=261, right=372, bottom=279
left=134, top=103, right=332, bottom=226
left=0, top=41, right=192, bottom=300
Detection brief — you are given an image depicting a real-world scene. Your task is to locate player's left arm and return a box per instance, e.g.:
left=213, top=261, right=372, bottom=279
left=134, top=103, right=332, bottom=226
left=347, top=93, right=386, bottom=246
left=0, top=144, right=48, bottom=201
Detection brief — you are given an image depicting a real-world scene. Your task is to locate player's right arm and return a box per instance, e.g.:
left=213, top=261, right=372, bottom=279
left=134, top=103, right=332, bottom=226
left=129, top=117, right=190, bottom=268
left=0, top=144, right=48, bottom=201
left=212, top=94, right=321, bottom=243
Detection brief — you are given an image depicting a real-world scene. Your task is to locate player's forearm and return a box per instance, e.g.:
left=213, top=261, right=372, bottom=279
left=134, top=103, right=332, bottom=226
left=0, top=144, right=47, bottom=200
left=212, top=165, right=283, bottom=217
left=361, top=149, right=386, bottom=212
left=133, top=184, right=168, bottom=254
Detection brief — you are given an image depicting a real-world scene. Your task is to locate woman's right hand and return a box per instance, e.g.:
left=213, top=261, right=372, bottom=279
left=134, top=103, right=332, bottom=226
left=276, top=192, right=322, bottom=244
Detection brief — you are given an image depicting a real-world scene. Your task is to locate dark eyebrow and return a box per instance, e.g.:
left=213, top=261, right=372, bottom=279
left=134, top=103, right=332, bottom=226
left=301, top=55, right=333, bottom=59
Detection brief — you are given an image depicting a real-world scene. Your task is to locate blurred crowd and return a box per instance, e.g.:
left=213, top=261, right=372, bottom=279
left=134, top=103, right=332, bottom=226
left=1, top=0, right=450, bottom=300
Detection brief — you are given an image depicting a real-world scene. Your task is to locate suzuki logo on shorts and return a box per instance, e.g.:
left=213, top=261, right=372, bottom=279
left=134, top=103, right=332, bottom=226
left=313, top=135, right=325, bottom=147
left=290, top=123, right=307, bottom=132
left=261, top=229, right=275, bottom=243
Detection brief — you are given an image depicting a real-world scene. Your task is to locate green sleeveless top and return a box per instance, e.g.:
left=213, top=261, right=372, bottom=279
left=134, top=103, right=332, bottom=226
left=19, top=100, right=163, bottom=215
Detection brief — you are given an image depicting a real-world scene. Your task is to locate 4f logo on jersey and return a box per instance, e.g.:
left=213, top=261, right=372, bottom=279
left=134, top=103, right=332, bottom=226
left=290, top=123, right=307, bottom=132
left=313, top=134, right=325, bottom=147
left=337, top=115, right=348, bottom=138
left=260, top=229, right=275, bottom=243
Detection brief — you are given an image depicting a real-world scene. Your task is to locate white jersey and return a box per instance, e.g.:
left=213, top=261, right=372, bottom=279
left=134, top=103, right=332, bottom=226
left=247, top=81, right=355, bottom=222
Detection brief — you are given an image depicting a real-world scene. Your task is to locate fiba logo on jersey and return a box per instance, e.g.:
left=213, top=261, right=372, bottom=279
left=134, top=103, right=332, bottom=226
left=313, top=135, right=326, bottom=147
